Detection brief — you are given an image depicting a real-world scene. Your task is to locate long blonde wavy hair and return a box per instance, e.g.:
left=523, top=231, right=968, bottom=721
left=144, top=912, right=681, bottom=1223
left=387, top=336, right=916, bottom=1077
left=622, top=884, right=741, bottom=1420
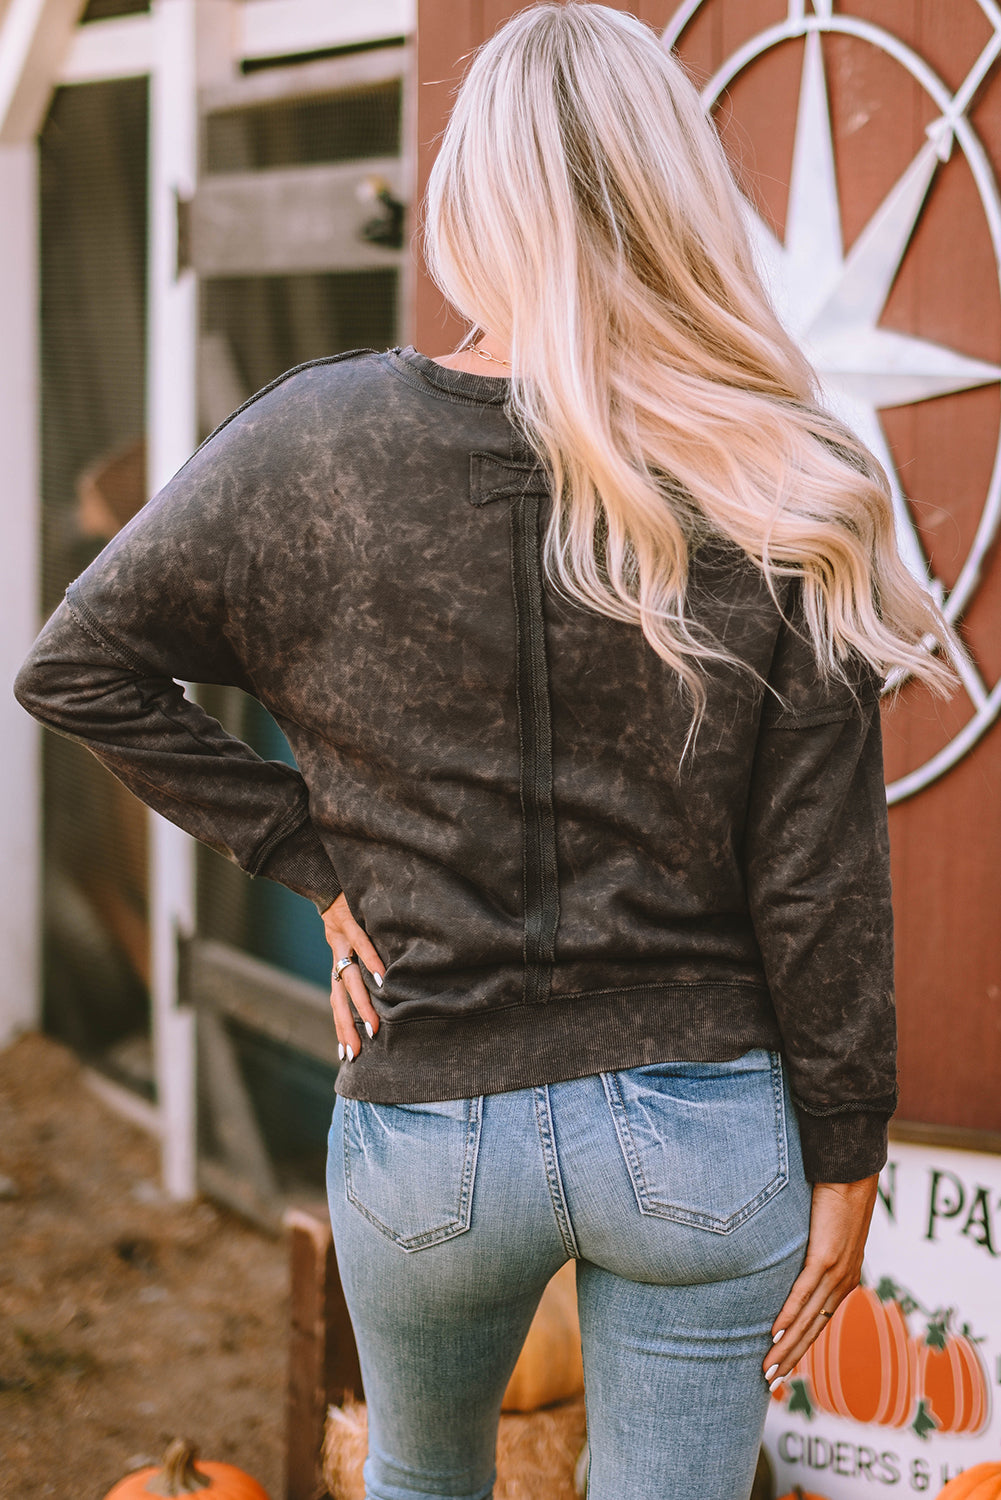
left=422, top=1, right=962, bottom=758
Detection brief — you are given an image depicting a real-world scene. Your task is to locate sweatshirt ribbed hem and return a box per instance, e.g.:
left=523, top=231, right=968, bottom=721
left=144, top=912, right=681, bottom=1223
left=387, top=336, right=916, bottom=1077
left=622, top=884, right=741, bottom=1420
left=254, top=818, right=342, bottom=911
left=796, top=1108, right=892, bottom=1183
left=335, top=980, right=781, bottom=1104
left=334, top=980, right=892, bottom=1182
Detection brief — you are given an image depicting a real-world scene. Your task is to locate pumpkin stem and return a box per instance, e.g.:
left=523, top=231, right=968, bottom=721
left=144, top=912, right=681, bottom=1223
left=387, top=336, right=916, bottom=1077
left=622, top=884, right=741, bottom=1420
left=143, top=1440, right=212, bottom=1497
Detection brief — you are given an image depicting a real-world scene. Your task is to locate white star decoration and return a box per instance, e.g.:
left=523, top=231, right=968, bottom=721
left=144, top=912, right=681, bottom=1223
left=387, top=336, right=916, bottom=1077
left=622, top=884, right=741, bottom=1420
left=744, top=28, right=1001, bottom=604
left=661, top=0, right=1001, bottom=794
left=657, top=0, right=1001, bottom=800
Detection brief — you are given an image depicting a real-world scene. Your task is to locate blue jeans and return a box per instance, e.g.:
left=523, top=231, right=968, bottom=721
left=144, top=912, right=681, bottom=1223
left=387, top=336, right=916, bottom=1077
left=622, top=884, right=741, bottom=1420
left=326, top=1048, right=811, bottom=1500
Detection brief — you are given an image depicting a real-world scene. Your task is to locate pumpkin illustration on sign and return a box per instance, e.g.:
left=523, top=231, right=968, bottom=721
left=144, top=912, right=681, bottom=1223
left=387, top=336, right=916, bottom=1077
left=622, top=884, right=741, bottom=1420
left=772, top=1275, right=991, bottom=1439
left=917, top=1316, right=991, bottom=1436
left=805, top=1284, right=914, bottom=1427
left=103, top=1439, right=271, bottom=1499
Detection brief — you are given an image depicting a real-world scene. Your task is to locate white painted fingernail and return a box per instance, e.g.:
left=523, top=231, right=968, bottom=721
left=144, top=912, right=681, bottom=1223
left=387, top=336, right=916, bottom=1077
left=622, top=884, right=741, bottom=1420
left=773, top=1330, right=785, bottom=1344
left=765, top=1363, right=779, bottom=1381
left=338, top=1042, right=345, bottom=1062
left=365, top=1021, right=374, bottom=1039
left=374, top=973, right=384, bottom=988
left=346, top=1045, right=354, bottom=1061
left=769, top=1377, right=785, bottom=1393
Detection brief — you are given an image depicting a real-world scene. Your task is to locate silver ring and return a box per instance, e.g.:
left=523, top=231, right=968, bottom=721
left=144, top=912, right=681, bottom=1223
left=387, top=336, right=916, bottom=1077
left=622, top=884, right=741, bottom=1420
left=333, top=955, right=358, bottom=983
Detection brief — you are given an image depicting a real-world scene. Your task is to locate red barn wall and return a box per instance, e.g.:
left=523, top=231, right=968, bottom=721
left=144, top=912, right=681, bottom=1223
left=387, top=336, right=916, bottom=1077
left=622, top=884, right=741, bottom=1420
left=415, top=0, right=1001, bottom=1143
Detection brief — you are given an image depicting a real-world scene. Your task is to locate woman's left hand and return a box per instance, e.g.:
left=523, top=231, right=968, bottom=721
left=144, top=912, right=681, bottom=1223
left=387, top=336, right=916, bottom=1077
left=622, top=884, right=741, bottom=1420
left=320, top=892, right=386, bottom=1062
left=763, top=1174, right=880, bottom=1390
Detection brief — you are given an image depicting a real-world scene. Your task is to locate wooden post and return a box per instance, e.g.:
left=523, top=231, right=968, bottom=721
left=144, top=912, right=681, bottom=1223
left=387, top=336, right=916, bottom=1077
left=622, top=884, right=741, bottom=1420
left=0, top=141, right=40, bottom=1050
left=284, top=1209, right=364, bottom=1500
left=0, top=0, right=89, bottom=1055
left=147, top=0, right=237, bottom=1201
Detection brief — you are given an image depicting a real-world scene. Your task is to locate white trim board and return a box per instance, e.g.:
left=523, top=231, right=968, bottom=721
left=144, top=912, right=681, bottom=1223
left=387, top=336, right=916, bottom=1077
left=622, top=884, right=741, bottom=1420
left=58, top=0, right=415, bottom=86
left=0, top=0, right=85, bottom=141
left=242, top=0, right=414, bottom=60
left=60, top=12, right=155, bottom=83
left=0, top=142, right=40, bottom=1047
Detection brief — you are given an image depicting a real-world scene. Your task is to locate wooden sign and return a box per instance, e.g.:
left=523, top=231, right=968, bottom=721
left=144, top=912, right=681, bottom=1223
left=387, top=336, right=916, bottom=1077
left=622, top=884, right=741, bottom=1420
left=765, top=1142, right=1001, bottom=1496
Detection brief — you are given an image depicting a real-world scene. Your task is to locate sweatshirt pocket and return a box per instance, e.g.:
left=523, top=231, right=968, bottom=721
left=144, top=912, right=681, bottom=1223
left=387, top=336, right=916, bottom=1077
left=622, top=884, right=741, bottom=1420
left=601, top=1050, right=789, bottom=1234
left=342, top=1096, right=483, bottom=1251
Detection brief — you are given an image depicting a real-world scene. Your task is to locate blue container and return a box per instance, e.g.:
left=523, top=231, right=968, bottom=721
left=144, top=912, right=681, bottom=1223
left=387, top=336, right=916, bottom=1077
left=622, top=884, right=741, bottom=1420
left=243, top=697, right=333, bottom=991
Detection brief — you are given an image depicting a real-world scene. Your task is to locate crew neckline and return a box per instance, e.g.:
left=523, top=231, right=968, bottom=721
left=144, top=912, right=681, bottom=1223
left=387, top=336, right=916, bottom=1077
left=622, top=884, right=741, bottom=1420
left=389, top=344, right=511, bottom=405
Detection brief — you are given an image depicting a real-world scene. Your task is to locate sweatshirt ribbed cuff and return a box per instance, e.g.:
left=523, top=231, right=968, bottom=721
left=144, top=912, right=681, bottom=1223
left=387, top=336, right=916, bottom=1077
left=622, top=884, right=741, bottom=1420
left=796, top=1107, right=891, bottom=1183
left=254, top=819, right=342, bottom=913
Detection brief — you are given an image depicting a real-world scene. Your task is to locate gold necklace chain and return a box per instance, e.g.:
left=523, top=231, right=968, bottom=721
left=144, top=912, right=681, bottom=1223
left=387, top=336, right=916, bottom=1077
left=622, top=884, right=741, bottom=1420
left=472, top=342, right=512, bottom=368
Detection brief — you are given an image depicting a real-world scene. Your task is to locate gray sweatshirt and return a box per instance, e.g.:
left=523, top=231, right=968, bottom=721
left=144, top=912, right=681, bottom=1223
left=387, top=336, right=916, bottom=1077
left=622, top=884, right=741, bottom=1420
left=14, top=344, right=897, bottom=1182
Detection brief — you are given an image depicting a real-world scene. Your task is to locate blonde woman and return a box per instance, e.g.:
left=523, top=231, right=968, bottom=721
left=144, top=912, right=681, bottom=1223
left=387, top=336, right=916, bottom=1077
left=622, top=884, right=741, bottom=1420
left=15, top=4, right=960, bottom=1497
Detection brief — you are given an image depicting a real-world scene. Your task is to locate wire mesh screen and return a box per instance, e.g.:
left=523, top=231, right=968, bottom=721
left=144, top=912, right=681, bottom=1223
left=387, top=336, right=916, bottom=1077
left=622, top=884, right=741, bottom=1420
left=204, top=81, right=401, bottom=171
left=38, top=78, right=151, bottom=1093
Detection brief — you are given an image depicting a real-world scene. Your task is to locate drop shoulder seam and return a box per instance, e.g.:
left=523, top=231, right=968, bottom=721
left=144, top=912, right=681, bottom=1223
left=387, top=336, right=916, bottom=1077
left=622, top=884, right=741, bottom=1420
left=65, top=585, right=158, bottom=677
left=178, top=347, right=379, bottom=475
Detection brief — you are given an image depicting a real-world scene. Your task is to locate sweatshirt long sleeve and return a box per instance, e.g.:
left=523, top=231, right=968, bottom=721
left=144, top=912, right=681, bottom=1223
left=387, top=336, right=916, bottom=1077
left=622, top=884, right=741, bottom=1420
left=14, top=372, right=343, bottom=913
left=742, top=586, right=897, bottom=1180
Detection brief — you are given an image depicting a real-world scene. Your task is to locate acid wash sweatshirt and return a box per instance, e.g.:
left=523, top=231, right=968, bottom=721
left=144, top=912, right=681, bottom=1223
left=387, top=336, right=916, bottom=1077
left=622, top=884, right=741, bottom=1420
left=14, top=344, right=898, bottom=1182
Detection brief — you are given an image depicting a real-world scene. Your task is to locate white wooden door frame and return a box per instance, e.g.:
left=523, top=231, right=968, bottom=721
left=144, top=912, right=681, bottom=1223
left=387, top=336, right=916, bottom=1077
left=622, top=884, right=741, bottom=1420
left=0, top=0, right=86, bottom=1055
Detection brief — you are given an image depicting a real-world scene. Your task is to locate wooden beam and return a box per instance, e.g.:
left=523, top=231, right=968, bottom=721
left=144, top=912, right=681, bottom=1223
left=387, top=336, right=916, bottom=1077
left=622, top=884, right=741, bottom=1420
left=59, top=3, right=414, bottom=89
left=186, top=937, right=339, bottom=1067
left=190, top=157, right=407, bottom=276
left=241, top=0, right=414, bottom=64
left=60, top=12, right=156, bottom=84
left=198, top=1155, right=285, bottom=1234
left=890, top=1119, right=1001, bottom=1157
left=82, top=1066, right=162, bottom=1137
left=0, top=0, right=86, bottom=143
left=200, top=43, right=410, bottom=116
left=186, top=940, right=343, bottom=1241
left=198, top=1004, right=283, bottom=1206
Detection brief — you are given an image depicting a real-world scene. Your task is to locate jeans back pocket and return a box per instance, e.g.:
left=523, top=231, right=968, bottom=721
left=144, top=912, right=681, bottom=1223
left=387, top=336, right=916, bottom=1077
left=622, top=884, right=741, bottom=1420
left=343, top=1095, right=483, bottom=1252
left=602, top=1050, right=788, bottom=1234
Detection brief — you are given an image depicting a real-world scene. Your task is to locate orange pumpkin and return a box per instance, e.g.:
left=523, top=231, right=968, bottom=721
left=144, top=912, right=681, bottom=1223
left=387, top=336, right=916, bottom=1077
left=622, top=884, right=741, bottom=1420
left=104, top=1439, right=272, bottom=1499
left=801, top=1285, right=914, bottom=1427
left=935, top=1464, right=1001, bottom=1500
left=917, top=1331, right=991, bottom=1436
left=502, top=1261, right=584, bottom=1412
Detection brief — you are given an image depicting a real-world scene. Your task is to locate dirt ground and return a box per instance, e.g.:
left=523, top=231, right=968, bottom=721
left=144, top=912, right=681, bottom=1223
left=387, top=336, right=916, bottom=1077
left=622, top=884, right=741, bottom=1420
left=0, top=1031, right=293, bottom=1499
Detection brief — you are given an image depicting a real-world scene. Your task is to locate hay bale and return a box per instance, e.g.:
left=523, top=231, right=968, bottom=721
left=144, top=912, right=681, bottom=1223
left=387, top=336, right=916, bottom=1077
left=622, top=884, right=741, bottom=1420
left=322, top=1394, right=588, bottom=1500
